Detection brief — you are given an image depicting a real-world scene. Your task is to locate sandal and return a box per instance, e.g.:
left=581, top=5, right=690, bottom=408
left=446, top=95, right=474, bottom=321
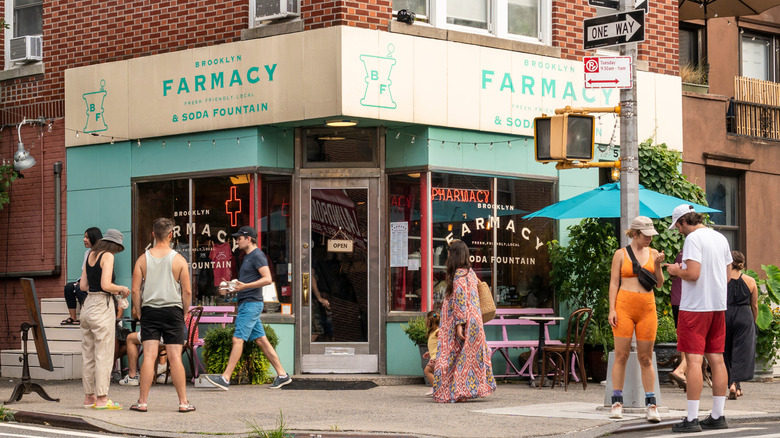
left=728, top=387, right=737, bottom=400
left=178, top=403, right=196, bottom=413
left=61, top=317, right=80, bottom=325
left=668, top=373, right=687, bottom=391
left=130, top=402, right=148, bottom=412
left=93, top=399, right=122, bottom=410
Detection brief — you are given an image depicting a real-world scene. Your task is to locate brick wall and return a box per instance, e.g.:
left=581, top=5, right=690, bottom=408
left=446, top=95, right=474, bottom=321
left=0, top=121, right=67, bottom=351
left=552, top=0, right=679, bottom=76
left=301, top=0, right=392, bottom=30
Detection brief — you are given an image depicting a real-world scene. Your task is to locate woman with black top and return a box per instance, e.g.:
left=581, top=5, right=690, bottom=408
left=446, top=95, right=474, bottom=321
left=724, top=251, right=758, bottom=400
left=78, top=229, right=130, bottom=410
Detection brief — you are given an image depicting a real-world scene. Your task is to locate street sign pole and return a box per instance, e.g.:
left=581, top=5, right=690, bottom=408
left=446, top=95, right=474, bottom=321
left=619, top=0, right=639, bottom=247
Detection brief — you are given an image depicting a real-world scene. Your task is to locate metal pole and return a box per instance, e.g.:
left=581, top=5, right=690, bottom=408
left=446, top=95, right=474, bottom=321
left=619, top=0, right=639, bottom=246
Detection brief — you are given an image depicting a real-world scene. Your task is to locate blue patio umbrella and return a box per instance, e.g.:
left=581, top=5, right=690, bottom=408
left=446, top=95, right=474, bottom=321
left=522, top=182, right=720, bottom=220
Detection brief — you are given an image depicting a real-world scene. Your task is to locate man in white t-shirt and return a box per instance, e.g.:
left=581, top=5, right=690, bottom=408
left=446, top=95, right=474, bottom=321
left=665, top=204, right=732, bottom=433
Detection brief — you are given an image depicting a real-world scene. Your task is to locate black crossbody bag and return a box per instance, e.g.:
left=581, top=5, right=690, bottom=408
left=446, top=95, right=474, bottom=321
left=625, top=245, right=657, bottom=292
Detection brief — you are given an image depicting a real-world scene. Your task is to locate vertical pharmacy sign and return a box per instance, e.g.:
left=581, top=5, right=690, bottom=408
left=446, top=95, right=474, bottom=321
left=82, top=79, right=108, bottom=133
left=360, top=44, right=397, bottom=109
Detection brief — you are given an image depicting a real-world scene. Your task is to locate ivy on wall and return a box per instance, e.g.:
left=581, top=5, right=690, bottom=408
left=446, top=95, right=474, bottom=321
left=0, top=165, right=19, bottom=210
left=637, top=139, right=710, bottom=314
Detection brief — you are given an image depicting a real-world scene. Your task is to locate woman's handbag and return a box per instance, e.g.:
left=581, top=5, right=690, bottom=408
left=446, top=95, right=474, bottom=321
left=625, top=246, right=657, bottom=292
left=477, top=281, right=496, bottom=323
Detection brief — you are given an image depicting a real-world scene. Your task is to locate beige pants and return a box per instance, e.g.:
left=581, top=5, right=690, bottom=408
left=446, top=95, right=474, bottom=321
left=80, top=293, right=115, bottom=397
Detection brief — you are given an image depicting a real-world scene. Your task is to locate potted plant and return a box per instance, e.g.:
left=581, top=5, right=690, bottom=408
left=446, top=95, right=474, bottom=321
left=746, top=264, right=780, bottom=377
left=202, top=323, right=279, bottom=384
left=680, top=62, right=709, bottom=94
left=654, top=313, right=678, bottom=384
left=401, top=315, right=429, bottom=374
left=549, top=218, right=618, bottom=382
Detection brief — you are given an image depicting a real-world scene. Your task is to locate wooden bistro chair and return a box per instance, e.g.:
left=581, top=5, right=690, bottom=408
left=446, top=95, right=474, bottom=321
left=539, top=307, right=593, bottom=391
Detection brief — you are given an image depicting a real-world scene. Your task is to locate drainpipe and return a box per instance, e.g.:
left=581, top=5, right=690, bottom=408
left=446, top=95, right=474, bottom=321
left=0, top=161, right=62, bottom=278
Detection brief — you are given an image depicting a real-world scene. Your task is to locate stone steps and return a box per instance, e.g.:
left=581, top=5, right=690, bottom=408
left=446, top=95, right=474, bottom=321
left=1, top=297, right=83, bottom=380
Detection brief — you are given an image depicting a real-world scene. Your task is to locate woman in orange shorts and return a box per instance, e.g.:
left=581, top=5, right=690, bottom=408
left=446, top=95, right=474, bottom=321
left=607, top=216, right=665, bottom=422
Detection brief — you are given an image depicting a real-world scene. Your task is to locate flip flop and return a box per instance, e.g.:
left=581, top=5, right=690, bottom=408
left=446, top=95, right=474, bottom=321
left=83, top=403, right=95, bottom=409
left=668, top=373, right=687, bottom=391
left=130, top=402, right=147, bottom=412
left=61, top=317, right=80, bottom=325
left=178, top=403, right=196, bottom=413
left=728, top=388, right=737, bottom=400
left=93, top=399, right=122, bottom=410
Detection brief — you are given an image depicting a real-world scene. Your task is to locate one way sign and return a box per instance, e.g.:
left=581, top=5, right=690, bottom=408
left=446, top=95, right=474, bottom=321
left=583, top=10, right=645, bottom=50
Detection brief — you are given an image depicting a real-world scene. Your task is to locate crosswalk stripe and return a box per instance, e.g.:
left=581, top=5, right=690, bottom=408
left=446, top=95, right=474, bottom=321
left=0, top=423, right=118, bottom=438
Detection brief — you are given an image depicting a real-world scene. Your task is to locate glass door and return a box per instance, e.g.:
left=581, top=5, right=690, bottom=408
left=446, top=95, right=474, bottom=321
left=299, top=178, right=380, bottom=373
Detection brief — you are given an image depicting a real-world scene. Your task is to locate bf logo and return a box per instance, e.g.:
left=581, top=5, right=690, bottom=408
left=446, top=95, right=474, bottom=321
left=359, top=44, right=397, bottom=109
left=82, top=79, right=108, bottom=133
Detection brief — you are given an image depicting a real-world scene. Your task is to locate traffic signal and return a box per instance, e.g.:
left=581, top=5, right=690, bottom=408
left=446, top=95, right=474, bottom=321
left=534, top=114, right=595, bottom=162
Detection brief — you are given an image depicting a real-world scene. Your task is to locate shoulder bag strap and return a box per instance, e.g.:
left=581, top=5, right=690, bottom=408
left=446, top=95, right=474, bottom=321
left=625, top=246, right=641, bottom=274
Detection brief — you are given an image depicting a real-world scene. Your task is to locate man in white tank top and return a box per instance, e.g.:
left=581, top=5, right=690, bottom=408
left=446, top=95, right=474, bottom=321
left=130, top=218, right=195, bottom=413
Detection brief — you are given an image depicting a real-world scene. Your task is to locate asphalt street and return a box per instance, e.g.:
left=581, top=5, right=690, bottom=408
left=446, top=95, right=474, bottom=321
left=1, top=377, right=779, bottom=438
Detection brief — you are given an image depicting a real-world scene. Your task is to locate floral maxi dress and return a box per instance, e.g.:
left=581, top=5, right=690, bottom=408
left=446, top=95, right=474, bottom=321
left=432, top=268, right=496, bottom=403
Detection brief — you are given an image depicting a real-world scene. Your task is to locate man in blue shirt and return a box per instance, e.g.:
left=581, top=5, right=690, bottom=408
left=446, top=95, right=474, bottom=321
left=205, top=226, right=292, bottom=390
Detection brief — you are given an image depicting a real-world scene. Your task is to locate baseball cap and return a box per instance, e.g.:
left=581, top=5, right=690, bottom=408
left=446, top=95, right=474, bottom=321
left=630, top=216, right=658, bottom=236
left=231, top=226, right=257, bottom=238
left=669, top=204, right=696, bottom=230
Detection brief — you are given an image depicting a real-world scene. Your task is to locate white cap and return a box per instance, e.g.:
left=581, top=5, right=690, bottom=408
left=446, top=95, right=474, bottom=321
left=669, top=204, right=696, bottom=230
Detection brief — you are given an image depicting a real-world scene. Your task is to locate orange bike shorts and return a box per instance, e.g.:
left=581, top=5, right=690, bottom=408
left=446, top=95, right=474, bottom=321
left=611, top=289, right=657, bottom=341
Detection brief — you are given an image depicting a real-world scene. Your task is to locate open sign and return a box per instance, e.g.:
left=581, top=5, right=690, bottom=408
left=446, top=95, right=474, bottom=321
left=327, top=239, right=353, bottom=253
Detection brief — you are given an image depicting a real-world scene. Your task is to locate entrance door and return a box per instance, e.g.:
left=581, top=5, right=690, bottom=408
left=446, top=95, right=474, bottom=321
left=299, top=178, right=380, bottom=373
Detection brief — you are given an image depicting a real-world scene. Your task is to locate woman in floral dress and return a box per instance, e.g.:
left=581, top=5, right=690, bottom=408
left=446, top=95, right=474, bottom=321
left=432, top=240, right=496, bottom=403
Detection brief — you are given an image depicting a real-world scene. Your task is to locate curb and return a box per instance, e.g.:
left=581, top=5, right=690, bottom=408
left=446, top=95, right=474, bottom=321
left=610, top=412, right=780, bottom=435
left=13, top=410, right=172, bottom=438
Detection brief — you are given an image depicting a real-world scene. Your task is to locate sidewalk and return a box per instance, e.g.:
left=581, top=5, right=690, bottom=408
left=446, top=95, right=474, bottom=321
left=2, top=376, right=779, bottom=437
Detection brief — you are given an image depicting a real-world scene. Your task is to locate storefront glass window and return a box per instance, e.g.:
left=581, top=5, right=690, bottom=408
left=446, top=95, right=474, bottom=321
left=431, top=173, right=493, bottom=309
left=388, top=174, right=423, bottom=311
left=494, top=177, right=554, bottom=308
left=134, top=173, right=292, bottom=313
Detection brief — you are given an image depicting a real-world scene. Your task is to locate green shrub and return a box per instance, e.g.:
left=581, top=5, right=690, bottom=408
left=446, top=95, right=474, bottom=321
left=203, top=323, right=279, bottom=385
left=746, top=264, right=780, bottom=369
left=655, top=315, right=677, bottom=344
left=401, top=316, right=427, bottom=346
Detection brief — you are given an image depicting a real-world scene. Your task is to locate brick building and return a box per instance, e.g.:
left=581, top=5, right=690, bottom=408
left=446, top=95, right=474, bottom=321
left=680, top=6, right=780, bottom=271
left=0, top=1, right=682, bottom=376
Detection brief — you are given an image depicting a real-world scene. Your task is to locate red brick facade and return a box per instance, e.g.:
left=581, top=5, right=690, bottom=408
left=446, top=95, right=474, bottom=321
left=302, top=0, right=392, bottom=30
left=0, top=0, right=680, bottom=351
left=553, top=0, right=679, bottom=76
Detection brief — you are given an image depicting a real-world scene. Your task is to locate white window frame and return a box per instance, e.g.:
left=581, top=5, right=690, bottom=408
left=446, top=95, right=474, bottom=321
left=4, top=0, right=43, bottom=69
left=430, top=0, right=550, bottom=45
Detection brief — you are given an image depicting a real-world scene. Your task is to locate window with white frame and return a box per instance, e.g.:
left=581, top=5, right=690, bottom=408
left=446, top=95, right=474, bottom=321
left=740, top=31, right=779, bottom=82
left=392, top=0, right=549, bottom=44
left=12, top=0, right=41, bottom=38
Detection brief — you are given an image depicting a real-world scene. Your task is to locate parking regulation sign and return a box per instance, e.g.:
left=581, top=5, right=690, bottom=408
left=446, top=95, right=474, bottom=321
left=583, top=56, right=632, bottom=89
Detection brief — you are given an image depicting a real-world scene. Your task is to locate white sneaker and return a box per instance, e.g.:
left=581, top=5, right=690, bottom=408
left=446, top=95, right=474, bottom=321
left=157, top=363, right=167, bottom=375
left=118, top=374, right=139, bottom=386
left=156, top=373, right=168, bottom=384
left=646, top=404, right=661, bottom=423
left=609, top=402, right=623, bottom=419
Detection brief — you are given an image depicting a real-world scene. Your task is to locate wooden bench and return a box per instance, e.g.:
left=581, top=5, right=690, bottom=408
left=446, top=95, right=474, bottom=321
left=485, top=308, right=562, bottom=379
left=191, top=305, right=235, bottom=377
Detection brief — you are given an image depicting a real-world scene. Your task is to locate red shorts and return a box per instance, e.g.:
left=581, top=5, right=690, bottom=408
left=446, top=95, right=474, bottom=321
left=676, top=310, right=726, bottom=354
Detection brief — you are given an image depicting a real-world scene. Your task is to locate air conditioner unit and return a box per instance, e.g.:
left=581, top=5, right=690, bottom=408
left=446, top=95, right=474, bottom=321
left=9, top=35, right=43, bottom=63
left=255, top=0, right=299, bottom=22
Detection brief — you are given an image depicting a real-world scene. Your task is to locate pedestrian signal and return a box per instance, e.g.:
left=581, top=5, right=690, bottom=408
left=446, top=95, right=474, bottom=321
left=534, top=114, right=595, bottom=162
